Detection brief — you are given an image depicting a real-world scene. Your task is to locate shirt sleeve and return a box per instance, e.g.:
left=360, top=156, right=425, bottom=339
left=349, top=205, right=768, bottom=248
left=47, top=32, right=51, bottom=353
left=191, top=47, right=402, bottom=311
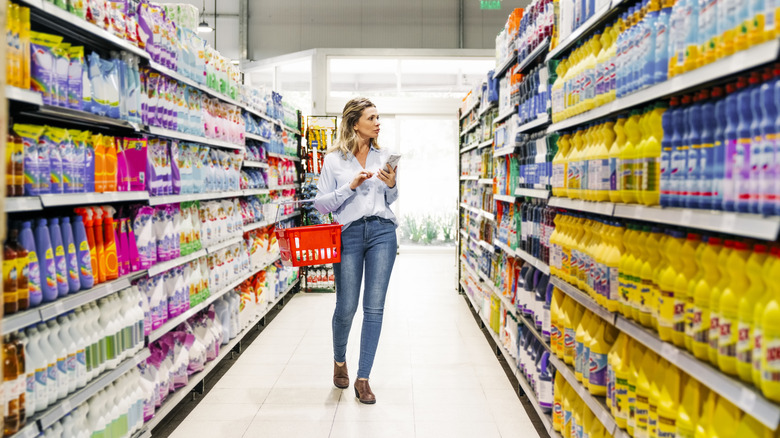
left=314, top=155, right=355, bottom=214
left=385, top=168, right=399, bottom=205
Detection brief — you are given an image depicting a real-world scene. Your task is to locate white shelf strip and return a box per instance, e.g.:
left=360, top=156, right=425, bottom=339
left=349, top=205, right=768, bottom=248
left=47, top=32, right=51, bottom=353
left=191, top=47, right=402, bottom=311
left=518, top=114, right=551, bottom=133
left=141, top=278, right=299, bottom=432
left=148, top=190, right=244, bottom=206
left=39, top=191, right=150, bottom=207
left=460, top=99, right=480, bottom=121
left=269, top=184, right=299, bottom=191
left=460, top=175, right=480, bottom=181
left=243, top=188, right=271, bottom=196
left=245, top=132, right=270, bottom=143
left=6, top=85, right=43, bottom=105
left=548, top=197, right=616, bottom=216
left=147, top=126, right=243, bottom=151
left=478, top=178, right=493, bottom=185
left=493, top=50, right=518, bottom=79
left=205, top=236, right=244, bottom=254
left=515, top=188, right=551, bottom=199
left=494, top=194, right=518, bottom=203
left=550, top=276, right=617, bottom=326
left=5, top=197, right=43, bottom=213
left=242, top=220, right=272, bottom=233
left=494, top=108, right=516, bottom=125
left=478, top=139, right=494, bottom=149
left=548, top=39, right=780, bottom=132
left=267, top=152, right=302, bottom=162
left=493, top=145, right=517, bottom=158
left=460, top=143, right=479, bottom=154
left=147, top=249, right=207, bottom=278
left=459, top=120, right=480, bottom=137
left=242, top=161, right=270, bottom=169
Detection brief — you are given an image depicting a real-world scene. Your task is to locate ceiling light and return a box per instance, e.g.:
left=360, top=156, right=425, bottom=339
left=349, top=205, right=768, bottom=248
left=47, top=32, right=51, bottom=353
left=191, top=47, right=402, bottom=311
left=197, top=21, right=213, bottom=33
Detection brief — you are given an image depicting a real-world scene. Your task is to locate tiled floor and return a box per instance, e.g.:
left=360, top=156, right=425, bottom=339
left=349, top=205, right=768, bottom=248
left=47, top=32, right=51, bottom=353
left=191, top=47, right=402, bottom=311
left=169, top=249, right=541, bottom=438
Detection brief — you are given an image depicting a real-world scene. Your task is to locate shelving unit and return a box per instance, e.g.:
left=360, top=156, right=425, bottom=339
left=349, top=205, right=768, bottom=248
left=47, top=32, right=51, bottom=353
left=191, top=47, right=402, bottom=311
left=460, top=120, right=480, bottom=137
left=515, top=188, right=551, bottom=200
left=246, top=132, right=271, bottom=143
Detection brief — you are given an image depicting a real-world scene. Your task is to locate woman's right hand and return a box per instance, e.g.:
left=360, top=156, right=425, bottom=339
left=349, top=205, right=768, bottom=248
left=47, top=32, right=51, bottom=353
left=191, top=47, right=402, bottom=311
left=350, top=170, right=374, bottom=190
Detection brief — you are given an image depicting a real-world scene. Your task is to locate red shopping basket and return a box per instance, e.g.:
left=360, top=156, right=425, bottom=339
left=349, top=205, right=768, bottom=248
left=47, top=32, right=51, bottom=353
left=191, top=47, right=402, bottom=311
left=273, top=200, right=341, bottom=267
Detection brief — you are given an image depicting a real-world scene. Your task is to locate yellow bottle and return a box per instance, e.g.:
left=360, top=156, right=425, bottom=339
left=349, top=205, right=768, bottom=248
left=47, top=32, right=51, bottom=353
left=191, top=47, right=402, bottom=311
left=609, top=116, right=627, bottom=203
left=582, top=403, right=596, bottom=438
left=631, top=227, right=651, bottom=323
left=648, top=357, right=666, bottom=438
left=677, top=233, right=701, bottom=352
left=19, top=6, right=30, bottom=90
left=554, top=370, right=566, bottom=431
left=686, top=234, right=708, bottom=353
left=657, top=229, right=685, bottom=345
left=610, top=334, right=631, bottom=429
left=707, top=394, right=741, bottom=438
left=554, top=133, right=572, bottom=198
left=620, top=109, right=642, bottom=204
left=760, top=247, right=780, bottom=401
left=639, top=227, right=663, bottom=328
left=735, top=412, right=774, bottom=438
left=676, top=374, right=704, bottom=438
left=585, top=124, right=600, bottom=201
left=633, top=109, right=652, bottom=204
left=652, top=231, right=671, bottom=331
left=656, top=359, right=681, bottom=438
left=594, top=27, right=612, bottom=108
left=593, top=121, right=614, bottom=202
left=569, top=128, right=585, bottom=200
left=575, top=310, right=594, bottom=382
left=594, top=221, right=612, bottom=308
left=694, top=388, right=716, bottom=438
left=736, top=243, right=770, bottom=382
left=619, top=224, right=639, bottom=319
left=552, top=287, right=566, bottom=358
left=7, top=4, right=20, bottom=88
left=604, top=222, right=624, bottom=313
left=692, top=237, right=722, bottom=360
left=589, top=323, right=618, bottom=396
left=564, top=301, right=584, bottom=366
left=639, top=103, right=666, bottom=206
left=563, top=381, right=576, bottom=437
left=552, top=60, right=568, bottom=123
left=635, top=348, right=653, bottom=438
left=753, top=248, right=778, bottom=386
left=582, top=36, right=601, bottom=113
left=627, top=341, right=641, bottom=436
left=718, top=240, right=751, bottom=376
left=709, top=239, right=734, bottom=366
left=572, top=397, right=585, bottom=438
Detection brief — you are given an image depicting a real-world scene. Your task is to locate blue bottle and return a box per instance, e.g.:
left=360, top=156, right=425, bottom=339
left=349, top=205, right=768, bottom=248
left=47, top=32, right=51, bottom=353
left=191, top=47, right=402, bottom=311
left=712, top=85, right=730, bottom=210
left=71, top=216, right=94, bottom=290
left=642, top=0, right=661, bottom=88
left=35, top=219, right=58, bottom=303
left=660, top=97, right=679, bottom=206
left=60, top=217, right=81, bottom=294
left=726, top=72, right=759, bottom=213
left=699, top=88, right=718, bottom=210
left=48, top=218, right=69, bottom=298
left=670, top=95, right=691, bottom=207
left=654, top=0, right=673, bottom=84
left=534, top=274, right=549, bottom=331
left=686, top=91, right=705, bottom=209
left=19, top=221, right=42, bottom=307
left=758, top=67, right=779, bottom=215
left=722, top=79, right=744, bottom=211
left=747, top=71, right=766, bottom=214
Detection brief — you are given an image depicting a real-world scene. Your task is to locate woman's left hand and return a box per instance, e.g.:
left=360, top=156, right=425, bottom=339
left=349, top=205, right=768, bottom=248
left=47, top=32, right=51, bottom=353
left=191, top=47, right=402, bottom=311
left=377, top=164, right=396, bottom=188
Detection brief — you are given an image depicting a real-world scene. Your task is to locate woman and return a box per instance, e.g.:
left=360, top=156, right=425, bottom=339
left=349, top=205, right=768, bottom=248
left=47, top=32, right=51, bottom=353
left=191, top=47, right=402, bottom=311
left=314, top=97, right=398, bottom=405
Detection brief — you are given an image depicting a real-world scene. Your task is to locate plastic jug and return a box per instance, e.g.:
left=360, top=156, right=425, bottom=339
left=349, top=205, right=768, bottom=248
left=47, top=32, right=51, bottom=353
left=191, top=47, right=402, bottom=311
left=692, top=237, right=722, bottom=360
left=699, top=88, right=718, bottom=210
left=686, top=234, right=708, bottom=352
left=660, top=97, right=678, bottom=206
left=760, top=246, right=780, bottom=401
left=621, top=109, right=642, bottom=204
left=48, top=218, right=69, bottom=298
left=718, top=240, right=751, bottom=375
left=759, top=66, right=780, bottom=216
left=677, top=233, right=701, bottom=351
left=589, top=322, right=618, bottom=396
left=609, top=333, right=631, bottom=429
left=60, top=217, right=80, bottom=294
left=736, top=244, right=770, bottom=382
left=676, top=374, right=704, bottom=438
left=656, top=359, right=681, bottom=438
left=35, top=219, right=58, bottom=303
left=752, top=248, right=779, bottom=386
left=723, top=77, right=750, bottom=211
left=634, top=347, right=653, bottom=438
left=707, top=394, right=740, bottom=438
left=709, top=239, right=734, bottom=365
left=658, top=229, right=685, bottom=345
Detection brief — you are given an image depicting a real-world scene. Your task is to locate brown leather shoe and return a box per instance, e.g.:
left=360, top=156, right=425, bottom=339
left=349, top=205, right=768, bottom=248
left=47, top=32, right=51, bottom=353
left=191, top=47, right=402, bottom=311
left=333, top=361, right=349, bottom=389
left=354, top=379, right=376, bottom=404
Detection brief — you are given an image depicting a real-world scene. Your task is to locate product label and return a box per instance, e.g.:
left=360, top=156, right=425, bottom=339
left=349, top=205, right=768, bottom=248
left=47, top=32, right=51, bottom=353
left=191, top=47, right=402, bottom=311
left=736, top=137, right=752, bottom=201
left=649, top=404, right=658, bottom=437
left=621, top=159, right=637, bottom=192
left=658, top=289, right=675, bottom=328
left=26, top=373, right=34, bottom=396
left=723, top=139, right=739, bottom=205
left=759, top=134, right=777, bottom=203
left=539, top=380, right=553, bottom=408
left=564, top=327, right=576, bottom=358
left=658, top=415, right=677, bottom=438
left=719, top=317, right=737, bottom=358
left=737, top=321, right=752, bottom=365
left=67, top=353, right=77, bottom=374
left=615, top=377, right=629, bottom=421
left=575, top=340, right=585, bottom=376
left=635, top=394, right=650, bottom=437
left=754, top=328, right=763, bottom=377
left=610, top=157, right=619, bottom=191
left=588, top=351, right=608, bottom=388
left=692, top=308, right=709, bottom=344
left=639, top=279, right=653, bottom=313
left=762, top=337, right=780, bottom=382
left=670, top=146, right=689, bottom=196
left=710, top=314, right=720, bottom=351
left=57, top=357, right=67, bottom=376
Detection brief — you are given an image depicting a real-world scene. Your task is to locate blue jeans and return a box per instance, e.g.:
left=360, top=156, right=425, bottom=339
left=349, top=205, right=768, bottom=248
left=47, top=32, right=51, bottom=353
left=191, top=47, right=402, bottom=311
left=332, top=216, right=397, bottom=379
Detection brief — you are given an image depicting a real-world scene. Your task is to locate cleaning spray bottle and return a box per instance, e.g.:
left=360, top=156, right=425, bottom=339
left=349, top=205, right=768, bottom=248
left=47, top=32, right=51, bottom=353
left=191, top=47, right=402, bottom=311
left=100, top=206, right=119, bottom=281
left=71, top=215, right=94, bottom=290
left=48, top=218, right=69, bottom=298
left=91, top=207, right=107, bottom=284
left=35, top=219, right=58, bottom=303
left=60, top=217, right=80, bottom=294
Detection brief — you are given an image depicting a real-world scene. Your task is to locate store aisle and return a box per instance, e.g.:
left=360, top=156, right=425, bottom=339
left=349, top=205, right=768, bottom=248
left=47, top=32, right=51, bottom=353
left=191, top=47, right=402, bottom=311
left=168, top=250, right=541, bottom=438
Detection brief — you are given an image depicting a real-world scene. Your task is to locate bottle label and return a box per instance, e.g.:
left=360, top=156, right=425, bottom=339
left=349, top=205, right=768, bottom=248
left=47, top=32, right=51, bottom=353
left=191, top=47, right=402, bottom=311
left=737, top=321, right=752, bottom=365
left=639, top=279, right=653, bottom=313
left=648, top=403, right=658, bottom=437
left=57, top=357, right=67, bottom=376
left=77, top=349, right=87, bottom=367
left=736, top=137, right=752, bottom=201
left=539, top=380, right=553, bottom=408
left=47, top=363, right=57, bottom=383
left=615, top=377, right=629, bottom=421
left=635, top=394, right=650, bottom=437
left=723, top=139, right=739, bottom=205
left=26, top=372, right=35, bottom=396
left=759, top=134, right=777, bottom=202
left=621, top=159, right=636, bottom=191
left=658, top=415, right=677, bottom=438
left=610, top=156, right=619, bottom=191
left=692, top=308, right=709, bottom=344
left=700, top=143, right=714, bottom=197
left=754, top=328, right=763, bottom=376
left=763, top=337, right=780, bottom=382
left=588, top=351, right=608, bottom=387
left=564, top=327, right=576, bottom=358
left=719, top=317, right=737, bottom=358
left=710, top=314, right=720, bottom=351
left=67, top=353, right=77, bottom=374
left=575, top=340, right=584, bottom=375
left=670, top=146, right=689, bottom=195
left=658, top=289, right=675, bottom=328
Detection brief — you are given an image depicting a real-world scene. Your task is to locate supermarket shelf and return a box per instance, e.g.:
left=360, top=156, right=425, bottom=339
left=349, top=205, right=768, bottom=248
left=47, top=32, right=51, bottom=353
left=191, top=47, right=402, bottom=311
left=460, top=99, right=480, bottom=121
left=281, top=124, right=302, bottom=136
left=6, top=86, right=43, bottom=105
left=459, top=120, right=480, bottom=137
left=494, top=107, right=517, bottom=125
left=493, top=144, right=517, bottom=157
left=148, top=249, right=207, bottom=278
left=13, top=422, right=39, bottom=438
left=478, top=100, right=498, bottom=118
left=493, top=288, right=517, bottom=318
left=515, top=188, right=551, bottom=199
left=148, top=190, right=243, bottom=206
left=494, top=50, right=518, bottom=79
left=242, top=106, right=277, bottom=124
left=242, top=161, right=270, bottom=169
left=267, top=152, right=302, bottom=162
left=478, top=138, right=494, bottom=149
left=246, top=132, right=271, bottom=143
left=147, top=126, right=243, bottom=150
left=277, top=211, right=302, bottom=222
left=462, top=262, right=482, bottom=285
left=548, top=197, right=616, bottom=216
left=550, top=276, right=616, bottom=325
left=3, top=271, right=148, bottom=336
left=36, top=349, right=150, bottom=432
left=269, top=184, right=300, bottom=191
left=459, top=229, right=468, bottom=239
left=460, top=175, right=480, bottom=181
left=20, top=0, right=149, bottom=60
left=494, top=194, right=518, bottom=203
left=460, top=143, right=479, bottom=154
left=478, top=178, right=493, bottom=185
left=495, top=241, right=551, bottom=275
left=148, top=61, right=243, bottom=109
left=39, top=191, right=150, bottom=208
left=517, top=310, right=548, bottom=348
left=242, top=219, right=272, bottom=233
left=243, top=188, right=271, bottom=196
left=518, top=113, right=551, bottom=133
left=546, top=0, right=618, bottom=61
left=24, top=105, right=142, bottom=131
left=516, top=38, right=550, bottom=73
left=547, top=196, right=780, bottom=240
left=615, top=315, right=780, bottom=430
left=206, top=236, right=243, bottom=254
left=5, top=197, right=43, bottom=212
left=612, top=203, right=780, bottom=241
left=142, top=278, right=299, bottom=432
left=477, top=239, right=495, bottom=253
left=548, top=38, right=780, bottom=132
left=461, top=204, right=496, bottom=221
left=548, top=354, right=618, bottom=435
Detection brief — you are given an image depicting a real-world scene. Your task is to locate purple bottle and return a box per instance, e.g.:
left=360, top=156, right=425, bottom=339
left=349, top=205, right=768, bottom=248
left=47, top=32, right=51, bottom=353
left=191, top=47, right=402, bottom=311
left=724, top=76, right=751, bottom=211
left=49, top=218, right=69, bottom=297
left=60, top=217, right=81, bottom=293
left=19, top=221, right=42, bottom=307
left=738, top=72, right=763, bottom=213
left=35, top=219, right=58, bottom=303
left=72, top=216, right=94, bottom=289
left=759, top=66, right=779, bottom=216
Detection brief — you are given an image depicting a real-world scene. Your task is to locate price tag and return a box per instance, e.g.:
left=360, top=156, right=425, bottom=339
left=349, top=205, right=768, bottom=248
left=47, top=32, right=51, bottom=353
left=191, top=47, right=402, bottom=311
left=54, top=302, right=65, bottom=315
left=634, top=205, right=646, bottom=219
left=660, top=342, right=679, bottom=361
left=680, top=210, right=693, bottom=225
left=61, top=399, right=73, bottom=414
left=722, top=213, right=738, bottom=232
left=738, top=387, right=758, bottom=411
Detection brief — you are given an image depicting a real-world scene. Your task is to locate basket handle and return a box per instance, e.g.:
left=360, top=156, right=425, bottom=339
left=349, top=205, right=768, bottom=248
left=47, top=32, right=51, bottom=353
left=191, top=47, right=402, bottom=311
left=272, top=199, right=315, bottom=224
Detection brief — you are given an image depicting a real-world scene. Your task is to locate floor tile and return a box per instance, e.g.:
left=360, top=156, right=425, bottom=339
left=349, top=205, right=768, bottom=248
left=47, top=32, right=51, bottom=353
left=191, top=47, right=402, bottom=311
left=183, top=403, right=261, bottom=422
left=254, top=403, right=338, bottom=422
left=334, top=399, right=415, bottom=423
left=241, top=420, right=332, bottom=438
left=263, top=386, right=343, bottom=405
left=415, top=421, right=502, bottom=438
left=203, top=387, right=272, bottom=405
left=169, top=420, right=251, bottom=438
left=329, top=421, right=416, bottom=438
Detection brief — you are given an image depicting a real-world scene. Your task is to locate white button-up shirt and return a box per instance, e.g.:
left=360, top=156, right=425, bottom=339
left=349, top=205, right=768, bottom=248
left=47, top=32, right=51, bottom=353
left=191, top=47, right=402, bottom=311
left=314, top=146, right=399, bottom=230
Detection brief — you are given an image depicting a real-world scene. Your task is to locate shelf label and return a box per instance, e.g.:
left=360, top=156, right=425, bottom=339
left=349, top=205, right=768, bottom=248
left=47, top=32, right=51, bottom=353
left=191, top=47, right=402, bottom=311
left=738, top=387, right=758, bottom=411
left=660, top=342, right=679, bottom=361
left=722, top=213, right=738, bottom=232
left=680, top=210, right=693, bottom=225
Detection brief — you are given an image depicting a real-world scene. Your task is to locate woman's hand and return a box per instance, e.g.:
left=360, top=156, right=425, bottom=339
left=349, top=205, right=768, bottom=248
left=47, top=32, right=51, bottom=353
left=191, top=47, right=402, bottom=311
left=377, top=164, right=396, bottom=188
left=350, top=170, right=374, bottom=190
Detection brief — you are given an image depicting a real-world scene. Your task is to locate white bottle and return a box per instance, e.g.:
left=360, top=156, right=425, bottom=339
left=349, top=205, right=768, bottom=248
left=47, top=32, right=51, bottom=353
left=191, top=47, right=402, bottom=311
left=60, top=414, right=75, bottom=438
left=116, top=378, right=132, bottom=438
left=74, top=307, right=95, bottom=383
left=46, top=320, right=69, bottom=399
left=101, top=297, right=120, bottom=370
left=56, top=315, right=78, bottom=394
left=36, top=323, right=59, bottom=405
left=24, top=326, right=48, bottom=413
left=89, top=302, right=107, bottom=375
left=228, top=292, right=240, bottom=338
left=85, top=304, right=102, bottom=379
left=17, top=331, right=34, bottom=418
left=66, top=312, right=87, bottom=390
left=86, top=390, right=107, bottom=438
left=51, top=419, right=64, bottom=438
left=104, top=385, right=121, bottom=438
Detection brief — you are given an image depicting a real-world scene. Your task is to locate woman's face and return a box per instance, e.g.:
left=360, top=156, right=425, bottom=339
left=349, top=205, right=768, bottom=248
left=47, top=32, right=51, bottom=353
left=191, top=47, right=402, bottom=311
left=354, top=107, right=380, bottom=141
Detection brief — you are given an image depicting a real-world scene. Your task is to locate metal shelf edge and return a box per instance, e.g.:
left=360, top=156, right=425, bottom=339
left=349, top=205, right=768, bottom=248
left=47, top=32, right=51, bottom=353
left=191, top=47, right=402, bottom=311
left=147, top=248, right=207, bottom=278
left=550, top=276, right=617, bottom=326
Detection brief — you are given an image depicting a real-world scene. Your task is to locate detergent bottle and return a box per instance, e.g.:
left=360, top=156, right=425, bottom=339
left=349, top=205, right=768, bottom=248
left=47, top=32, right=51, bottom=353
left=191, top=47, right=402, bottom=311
left=552, top=287, right=566, bottom=357
left=647, top=357, right=665, bottom=438
left=656, top=359, right=681, bottom=438
left=713, top=83, right=737, bottom=210
left=654, top=0, right=674, bottom=82
left=638, top=227, right=662, bottom=328
left=735, top=73, right=762, bottom=213
left=593, top=121, right=614, bottom=202
left=589, top=322, right=618, bottom=396
left=627, top=341, right=640, bottom=436
left=609, top=115, right=628, bottom=203
left=735, top=411, right=774, bottom=438
left=736, top=243, right=770, bottom=382
left=676, top=374, right=704, bottom=438
left=641, top=103, right=666, bottom=206
left=48, top=218, right=69, bottom=298
left=759, top=65, right=780, bottom=216
left=605, top=221, right=624, bottom=313
left=658, top=229, right=685, bottom=345
left=609, top=333, right=631, bottom=429
left=564, top=299, right=582, bottom=366
left=692, top=237, right=722, bottom=360
left=554, top=372, right=565, bottom=432
left=753, top=247, right=779, bottom=386
left=621, top=109, right=643, bottom=204
left=575, top=310, right=594, bottom=382
left=634, top=347, right=653, bottom=438
left=582, top=311, right=602, bottom=386
left=563, top=381, right=577, bottom=437
left=723, top=77, right=750, bottom=212
left=60, top=217, right=80, bottom=294
left=685, top=92, right=705, bottom=208
left=100, top=206, right=119, bottom=281
left=631, top=226, right=651, bottom=323
left=582, top=403, right=596, bottom=438
left=19, top=221, right=41, bottom=308
left=73, top=209, right=98, bottom=285
left=670, top=95, right=691, bottom=208
left=554, top=132, right=572, bottom=198
left=660, top=97, right=679, bottom=206
left=708, top=394, right=741, bottom=438
left=760, top=246, right=780, bottom=401
left=718, top=240, right=751, bottom=376
left=618, top=224, right=638, bottom=319
left=35, top=219, right=58, bottom=303
left=694, top=387, right=716, bottom=438
left=685, top=234, right=708, bottom=352
left=91, top=207, right=106, bottom=284
left=678, top=233, right=701, bottom=352
left=709, top=239, right=734, bottom=365
left=71, top=216, right=93, bottom=290
left=699, top=88, right=718, bottom=210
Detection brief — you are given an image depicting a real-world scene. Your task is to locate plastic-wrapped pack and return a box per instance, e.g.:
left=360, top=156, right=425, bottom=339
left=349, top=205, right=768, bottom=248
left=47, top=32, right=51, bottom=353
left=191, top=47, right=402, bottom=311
left=133, top=205, right=156, bottom=268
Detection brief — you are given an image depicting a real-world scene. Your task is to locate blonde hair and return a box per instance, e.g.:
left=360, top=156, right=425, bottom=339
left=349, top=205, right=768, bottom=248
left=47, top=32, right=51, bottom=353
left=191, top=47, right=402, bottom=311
left=328, top=97, right=381, bottom=158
